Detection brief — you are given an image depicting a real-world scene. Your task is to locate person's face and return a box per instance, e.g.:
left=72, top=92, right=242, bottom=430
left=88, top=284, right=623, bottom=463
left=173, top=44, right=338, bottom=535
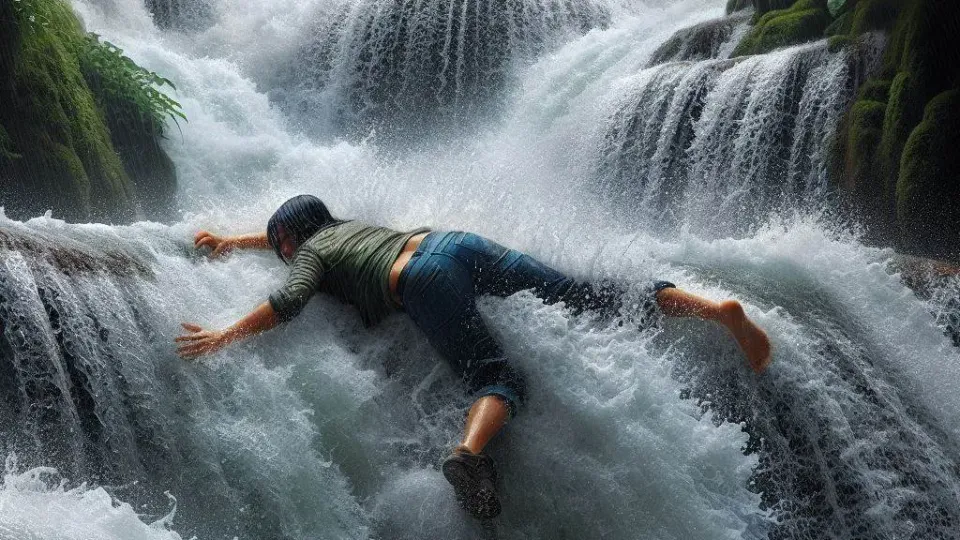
left=276, top=224, right=297, bottom=262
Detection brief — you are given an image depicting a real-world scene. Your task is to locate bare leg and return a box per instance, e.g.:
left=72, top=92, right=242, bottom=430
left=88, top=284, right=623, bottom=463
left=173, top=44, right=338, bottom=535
left=656, top=288, right=772, bottom=373
left=456, top=396, right=510, bottom=455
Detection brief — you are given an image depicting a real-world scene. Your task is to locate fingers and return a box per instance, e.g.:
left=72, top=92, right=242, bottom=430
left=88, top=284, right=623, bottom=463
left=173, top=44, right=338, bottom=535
left=181, top=322, right=203, bottom=332
left=176, top=337, right=218, bottom=359
left=196, top=236, right=218, bottom=250
left=194, top=231, right=215, bottom=248
left=175, top=332, right=208, bottom=342
left=175, top=323, right=224, bottom=359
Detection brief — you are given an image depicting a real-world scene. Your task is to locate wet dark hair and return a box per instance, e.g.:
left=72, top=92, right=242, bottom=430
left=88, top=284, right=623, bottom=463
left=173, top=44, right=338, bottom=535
left=266, top=195, right=341, bottom=263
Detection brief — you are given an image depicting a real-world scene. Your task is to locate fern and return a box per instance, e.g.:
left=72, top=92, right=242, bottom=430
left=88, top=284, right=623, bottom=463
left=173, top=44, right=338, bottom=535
left=79, top=34, right=187, bottom=137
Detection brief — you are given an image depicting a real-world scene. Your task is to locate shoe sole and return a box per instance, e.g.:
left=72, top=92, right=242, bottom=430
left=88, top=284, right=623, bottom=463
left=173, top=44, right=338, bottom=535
left=442, top=458, right=502, bottom=519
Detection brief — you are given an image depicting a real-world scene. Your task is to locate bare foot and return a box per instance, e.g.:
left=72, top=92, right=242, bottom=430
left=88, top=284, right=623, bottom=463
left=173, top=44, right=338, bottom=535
left=718, top=300, right=771, bottom=373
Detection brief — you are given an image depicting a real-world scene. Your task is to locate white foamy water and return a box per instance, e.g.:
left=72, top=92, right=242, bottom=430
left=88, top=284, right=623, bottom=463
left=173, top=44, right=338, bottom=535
left=2, top=0, right=959, bottom=538
left=0, top=459, right=183, bottom=540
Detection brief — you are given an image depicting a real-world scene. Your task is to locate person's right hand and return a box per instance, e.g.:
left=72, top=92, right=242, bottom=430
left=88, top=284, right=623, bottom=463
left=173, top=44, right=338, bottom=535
left=194, top=230, right=235, bottom=258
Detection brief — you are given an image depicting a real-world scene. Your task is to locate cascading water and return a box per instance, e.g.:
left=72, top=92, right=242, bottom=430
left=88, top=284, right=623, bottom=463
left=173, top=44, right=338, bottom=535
left=2, top=1, right=960, bottom=540
left=596, top=28, right=883, bottom=236
left=272, top=0, right=612, bottom=137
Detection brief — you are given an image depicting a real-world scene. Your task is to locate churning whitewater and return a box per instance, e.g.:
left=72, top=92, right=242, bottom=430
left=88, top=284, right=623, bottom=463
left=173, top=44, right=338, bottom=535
left=1, top=0, right=959, bottom=539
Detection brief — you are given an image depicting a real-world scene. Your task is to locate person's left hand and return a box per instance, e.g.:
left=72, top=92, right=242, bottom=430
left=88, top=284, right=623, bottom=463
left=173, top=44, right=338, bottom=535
left=176, top=323, right=227, bottom=359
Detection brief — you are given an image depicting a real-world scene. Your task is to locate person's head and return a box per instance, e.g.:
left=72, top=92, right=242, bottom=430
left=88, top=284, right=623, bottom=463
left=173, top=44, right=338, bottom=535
left=267, top=195, right=337, bottom=263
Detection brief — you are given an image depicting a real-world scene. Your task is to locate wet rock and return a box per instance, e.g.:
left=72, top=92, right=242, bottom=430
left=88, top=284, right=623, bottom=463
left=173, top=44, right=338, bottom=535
left=648, top=12, right=750, bottom=66
left=732, top=0, right=832, bottom=57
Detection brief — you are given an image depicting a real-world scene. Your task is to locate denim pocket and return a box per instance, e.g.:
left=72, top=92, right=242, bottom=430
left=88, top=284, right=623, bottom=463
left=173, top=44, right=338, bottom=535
left=408, top=265, right=468, bottom=333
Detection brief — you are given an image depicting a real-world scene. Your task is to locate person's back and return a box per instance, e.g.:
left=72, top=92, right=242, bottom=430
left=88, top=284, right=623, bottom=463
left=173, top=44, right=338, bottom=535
left=269, top=221, right=428, bottom=326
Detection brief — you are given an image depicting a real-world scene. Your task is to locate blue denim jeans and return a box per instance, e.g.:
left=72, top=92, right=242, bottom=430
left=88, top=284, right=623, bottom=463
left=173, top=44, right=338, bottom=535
left=397, top=231, right=674, bottom=416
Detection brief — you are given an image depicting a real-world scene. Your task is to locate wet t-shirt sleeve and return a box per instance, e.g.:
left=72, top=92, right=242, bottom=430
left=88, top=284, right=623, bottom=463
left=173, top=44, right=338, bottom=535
left=268, top=248, right=325, bottom=322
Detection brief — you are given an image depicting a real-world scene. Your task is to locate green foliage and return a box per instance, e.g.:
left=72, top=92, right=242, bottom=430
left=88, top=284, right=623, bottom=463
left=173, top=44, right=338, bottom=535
left=12, top=0, right=185, bottom=137
left=79, top=34, right=186, bottom=136
left=11, top=0, right=53, bottom=32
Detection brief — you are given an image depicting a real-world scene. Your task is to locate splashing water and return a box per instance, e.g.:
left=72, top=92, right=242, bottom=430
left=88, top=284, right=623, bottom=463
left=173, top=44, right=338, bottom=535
left=0, top=456, right=184, bottom=540
left=2, top=0, right=960, bottom=539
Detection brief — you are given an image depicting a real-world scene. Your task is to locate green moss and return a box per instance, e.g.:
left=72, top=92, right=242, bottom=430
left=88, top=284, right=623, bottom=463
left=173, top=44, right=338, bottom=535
left=831, top=0, right=960, bottom=257
left=732, top=0, right=833, bottom=56
left=827, top=34, right=850, bottom=52
left=0, top=0, right=179, bottom=223
left=896, top=90, right=960, bottom=257
left=849, top=0, right=902, bottom=34
left=877, top=72, right=925, bottom=203
left=842, top=100, right=886, bottom=198
left=858, top=79, right=891, bottom=103
left=824, top=10, right=852, bottom=36
left=6, top=0, right=133, bottom=221
left=753, top=0, right=801, bottom=16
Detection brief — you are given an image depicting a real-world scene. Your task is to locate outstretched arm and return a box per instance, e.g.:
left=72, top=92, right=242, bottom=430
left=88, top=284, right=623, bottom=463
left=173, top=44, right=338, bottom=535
left=195, top=230, right=270, bottom=258
left=176, top=301, right=280, bottom=359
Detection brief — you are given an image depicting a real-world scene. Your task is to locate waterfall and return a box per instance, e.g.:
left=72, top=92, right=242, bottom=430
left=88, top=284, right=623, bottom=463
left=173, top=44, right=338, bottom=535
left=3, top=0, right=960, bottom=539
left=268, top=0, right=612, bottom=137
left=596, top=30, right=884, bottom=236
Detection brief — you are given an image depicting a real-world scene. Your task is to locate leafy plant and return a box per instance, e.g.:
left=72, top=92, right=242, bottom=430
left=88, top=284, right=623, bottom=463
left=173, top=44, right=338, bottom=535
left=79, top=34, right=186, bottom=137
left=11, top=0, right=51, bottom=32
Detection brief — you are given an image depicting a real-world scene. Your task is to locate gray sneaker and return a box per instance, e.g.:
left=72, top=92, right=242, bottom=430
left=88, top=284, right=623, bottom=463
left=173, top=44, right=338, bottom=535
left=441, top=450, right=501, bottom=519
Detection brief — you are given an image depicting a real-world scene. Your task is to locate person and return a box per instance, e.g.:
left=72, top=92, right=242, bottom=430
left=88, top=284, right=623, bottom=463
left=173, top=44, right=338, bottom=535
left=176, top=195, right=772, bottom=520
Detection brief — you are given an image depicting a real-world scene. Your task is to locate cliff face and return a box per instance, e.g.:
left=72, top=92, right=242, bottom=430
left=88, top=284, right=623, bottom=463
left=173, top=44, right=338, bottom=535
left=0, top=0, right=178, bottom=224
left=834, top=0, right=960, bottom=260
left=728, top=0, right=960, bottom=260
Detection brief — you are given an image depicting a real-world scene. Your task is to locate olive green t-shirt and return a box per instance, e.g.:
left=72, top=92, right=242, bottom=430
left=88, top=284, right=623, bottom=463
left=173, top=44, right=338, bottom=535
left=268, top=221, right=430, bottom=326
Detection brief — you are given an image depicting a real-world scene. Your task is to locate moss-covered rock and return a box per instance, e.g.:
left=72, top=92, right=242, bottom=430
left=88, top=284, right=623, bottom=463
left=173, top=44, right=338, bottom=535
left=0, top=0, right=130, bottom=222
left=877, top=71, right=925, bottom=205
left=0, top=0, right=178, bottom=223
left=824, top=10, right=852, bottom=36
left=841, top=100, right=886, bottom=200
left=896, top=91, right=960, bottom=259
left=832, top=0, right=960, bottom=258
left=753, top=0, right=799, bottom=16
left=849, top=0, right=901, bottom=35
left=732, top=0, right=833, bottom=56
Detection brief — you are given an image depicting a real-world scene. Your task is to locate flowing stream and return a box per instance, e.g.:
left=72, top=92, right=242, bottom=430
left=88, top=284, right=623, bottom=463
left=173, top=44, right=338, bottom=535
left=2, top=0, right=960, bottom=539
